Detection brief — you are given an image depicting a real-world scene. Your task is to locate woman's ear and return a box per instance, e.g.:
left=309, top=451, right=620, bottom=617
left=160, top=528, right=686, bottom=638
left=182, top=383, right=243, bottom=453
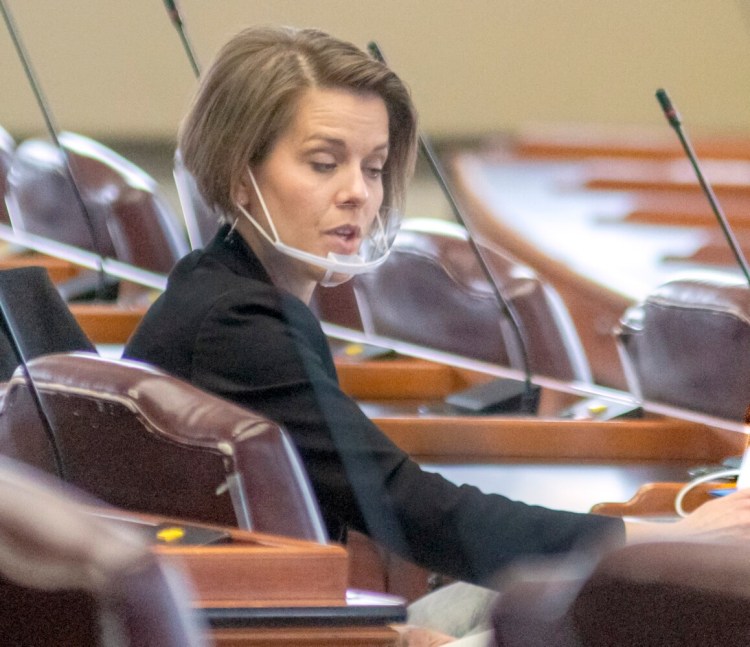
left=233, top=174, right=253, bottom=207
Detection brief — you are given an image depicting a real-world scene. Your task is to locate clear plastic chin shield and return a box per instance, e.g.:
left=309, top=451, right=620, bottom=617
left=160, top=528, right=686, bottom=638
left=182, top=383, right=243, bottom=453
left=235, top=169, right=401, bottom=287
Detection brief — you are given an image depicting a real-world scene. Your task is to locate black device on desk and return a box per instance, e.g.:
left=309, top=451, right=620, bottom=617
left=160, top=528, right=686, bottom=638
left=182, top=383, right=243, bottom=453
left=443, top=378, right=541, bottom=415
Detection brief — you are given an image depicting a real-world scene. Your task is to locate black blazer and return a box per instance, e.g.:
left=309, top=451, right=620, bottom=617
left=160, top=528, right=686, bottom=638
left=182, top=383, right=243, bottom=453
left=125, top=225, right=623, bottom=584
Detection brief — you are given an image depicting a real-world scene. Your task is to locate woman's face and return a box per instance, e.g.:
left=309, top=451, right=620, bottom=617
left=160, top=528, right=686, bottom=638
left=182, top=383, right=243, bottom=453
left=237, top=87, right=390, bottom=284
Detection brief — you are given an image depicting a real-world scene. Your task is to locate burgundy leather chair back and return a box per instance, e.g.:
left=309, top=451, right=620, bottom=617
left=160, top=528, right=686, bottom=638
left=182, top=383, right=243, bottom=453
left=616, top=270, right=750, bottom=421
left=0, top=352, right=328, bottom=542
left=0, top=457, right=206, bottom=647
left=493, top=540, right=750, bottom=647
left=313, top=219, right=591, bottom=382
left=0, top=126, right=14, bottom=225
left=5, top=132, right=189, bottom=274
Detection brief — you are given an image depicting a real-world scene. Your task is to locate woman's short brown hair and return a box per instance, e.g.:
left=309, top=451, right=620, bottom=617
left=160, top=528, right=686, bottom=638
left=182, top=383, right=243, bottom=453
left=179, top=26, right=418, bottom=219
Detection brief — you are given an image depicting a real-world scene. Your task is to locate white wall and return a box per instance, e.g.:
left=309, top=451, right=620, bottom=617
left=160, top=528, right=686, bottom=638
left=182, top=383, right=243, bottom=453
left=2, top=0, right=750, bottom=141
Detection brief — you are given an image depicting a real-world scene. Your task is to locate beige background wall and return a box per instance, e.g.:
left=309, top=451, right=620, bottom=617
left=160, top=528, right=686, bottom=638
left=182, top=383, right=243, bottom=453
left=2, top=0, right=750, bottom=142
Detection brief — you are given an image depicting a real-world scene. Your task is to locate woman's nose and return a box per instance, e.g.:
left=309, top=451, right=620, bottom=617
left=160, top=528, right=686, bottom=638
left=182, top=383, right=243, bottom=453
left=337, top=166, right=369, bottom=207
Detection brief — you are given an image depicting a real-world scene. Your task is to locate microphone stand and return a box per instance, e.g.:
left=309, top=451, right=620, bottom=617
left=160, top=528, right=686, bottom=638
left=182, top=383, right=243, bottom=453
left=162, top=0, right=201, bottom=76
left=656, top=88, right=750, bottom=471
left=655, top=88, right=750, bottom=287
left=368, top=41, right=540, bottom=414
left=0, top=0, right=110, bottom=299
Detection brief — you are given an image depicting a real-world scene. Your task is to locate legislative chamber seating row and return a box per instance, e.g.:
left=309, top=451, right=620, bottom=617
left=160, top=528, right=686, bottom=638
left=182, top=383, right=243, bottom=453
left=8, top=123, right=747, bottom=427
left=445, top=124, right=750, bottom=421
left=5, top=122, right=750, bottom=424
left=1, top=126, right=600, bottom=390
left=7, top=121, right=747, bottom=644
left=0, top=128, right=188, bottom=306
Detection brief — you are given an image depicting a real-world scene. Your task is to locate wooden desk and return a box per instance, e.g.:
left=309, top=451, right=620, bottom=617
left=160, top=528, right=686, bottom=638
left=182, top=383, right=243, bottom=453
left=512, top=124, right=750, bottom=161
left=115, top=513, right=407, bottom=647
left=69, top=302, right=148, bottom=344
left=333, top=350, right=746, bottom=599
left=341, top=351, right=739, bottom=508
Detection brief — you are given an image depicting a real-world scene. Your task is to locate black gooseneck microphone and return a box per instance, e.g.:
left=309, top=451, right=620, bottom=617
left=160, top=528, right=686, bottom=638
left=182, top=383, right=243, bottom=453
left=0, top=0, right=109, bottom=298
left=656, top=89, right=750, bottom=476
left=655, top=88, right=750, bottom=287
left=162, top=0, right=201, bottom=77
left=368, top=40, right=540, bottom=414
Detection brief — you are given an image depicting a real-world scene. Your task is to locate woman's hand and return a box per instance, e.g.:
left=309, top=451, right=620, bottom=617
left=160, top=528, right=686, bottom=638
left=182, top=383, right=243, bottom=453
left=625, top=487, right=750, bottom=544
left=393, top=625, right=457, bottom=646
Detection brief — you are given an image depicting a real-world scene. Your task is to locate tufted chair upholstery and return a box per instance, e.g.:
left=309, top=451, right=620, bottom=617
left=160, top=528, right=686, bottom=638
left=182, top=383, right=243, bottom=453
left=615, top=269, right=750, bottom=421
left=313, top=218, right=592, bottom=382
left=0, top=352, right=328, bottom=543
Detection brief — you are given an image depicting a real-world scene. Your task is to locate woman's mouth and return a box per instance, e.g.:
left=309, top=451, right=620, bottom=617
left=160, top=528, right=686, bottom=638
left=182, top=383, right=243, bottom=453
left=325, top=224, right=362, bottom=254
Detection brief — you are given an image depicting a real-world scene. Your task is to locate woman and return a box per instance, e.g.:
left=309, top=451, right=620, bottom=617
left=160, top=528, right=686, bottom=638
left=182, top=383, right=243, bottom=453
left=125, top=25, right=750, bottom=643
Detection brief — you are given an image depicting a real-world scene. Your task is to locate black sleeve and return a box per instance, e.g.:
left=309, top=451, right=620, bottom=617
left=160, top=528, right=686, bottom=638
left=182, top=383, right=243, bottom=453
left=190, top=289, right=625, bottom=584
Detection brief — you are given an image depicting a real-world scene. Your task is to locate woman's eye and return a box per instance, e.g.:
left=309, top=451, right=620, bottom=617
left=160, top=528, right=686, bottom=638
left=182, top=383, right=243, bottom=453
left=365, top=166, right=384, bottom=179
left=311, top=162, right=336, bottom=173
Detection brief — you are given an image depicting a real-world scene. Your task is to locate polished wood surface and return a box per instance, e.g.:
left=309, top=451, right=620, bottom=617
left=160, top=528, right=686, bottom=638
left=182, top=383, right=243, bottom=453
left=68, top=301, right=148, bottom=344
left=0, top=248, right=149, bottom=344
left=102, top=510, right=405, bottom=647
left=591, top=481, right=716, bottom=518
left=335, top=352, right=746, bottom=601
left=0, top=249, right=81, bottom=282
left=337, top=358, right=743, bottom=464
left=156, top=533, right=347, bottom=608
left=209, top=626, right=399, bottom=646
left=512, top=124, right=750, bottom=161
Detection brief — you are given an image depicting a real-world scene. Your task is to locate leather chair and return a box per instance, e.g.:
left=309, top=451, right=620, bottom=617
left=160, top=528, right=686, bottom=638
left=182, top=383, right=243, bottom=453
left=492, top=539, right=750, bottom=647
left=0, top=125, right=14, bottom=225
left=615, top=269, right=750, bottom=421
left=5, top=132, right=189, bottom=300
left=0, top=351, right=328, bottom=543
left=313, top=218, right=592, bottom=383
left=0, top=456, right=206, bottom=647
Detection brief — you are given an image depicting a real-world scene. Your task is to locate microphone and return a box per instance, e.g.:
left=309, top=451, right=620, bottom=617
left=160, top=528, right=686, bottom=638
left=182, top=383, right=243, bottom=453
left=162, top=0, right=201, bottom=77
left=655, top=88, right=750, bottom=287
left=368, top=41, right=540, bottom=414
left=0, top=0, right=110, bottom=298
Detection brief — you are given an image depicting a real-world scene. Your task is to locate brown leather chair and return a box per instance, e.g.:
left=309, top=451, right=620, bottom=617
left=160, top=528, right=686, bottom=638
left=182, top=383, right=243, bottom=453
left=0, top=456, right=207, bottom=647
left=0, top=125, right=14, bottom=225
left=5, top=132, right=189, bottom=299
left=313, top=218, right=592, bottom=382
left=615, top=269, right=750, bottom=421
left=492, top=539, right=750, bottom=647
left=0, top=351, right=328, bottom=543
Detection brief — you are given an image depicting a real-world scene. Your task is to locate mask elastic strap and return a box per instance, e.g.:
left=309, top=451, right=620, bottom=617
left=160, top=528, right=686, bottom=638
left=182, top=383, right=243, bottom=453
left=248, top=169, right=281, bottom=242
